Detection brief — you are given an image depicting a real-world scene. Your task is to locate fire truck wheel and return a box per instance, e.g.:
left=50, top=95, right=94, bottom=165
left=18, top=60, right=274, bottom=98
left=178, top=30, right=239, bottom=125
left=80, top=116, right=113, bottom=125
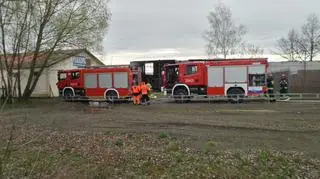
left=227, top=88, right=245, bottom=103
left=173, top=88, right=188, bottom=103
left=63, top=89, right=74, bottom=100
left=106, top=91, right=118, bottom=103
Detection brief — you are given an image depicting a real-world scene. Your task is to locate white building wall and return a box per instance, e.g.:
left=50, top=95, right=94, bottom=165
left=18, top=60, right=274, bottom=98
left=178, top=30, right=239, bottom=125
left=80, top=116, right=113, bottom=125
left=1, top=51, right=104, bottom=97
left=32, top=69, right=49, bottom=97
left=5, top=69, right=49, bottom=97
left=0, top=69, right=33, bottom=97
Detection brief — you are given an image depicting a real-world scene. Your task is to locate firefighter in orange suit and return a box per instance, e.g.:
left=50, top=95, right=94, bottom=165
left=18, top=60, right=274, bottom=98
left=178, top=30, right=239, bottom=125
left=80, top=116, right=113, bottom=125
left=131, top=82, right=141, bottom=105
left=140, top=81, right=150, bottom=105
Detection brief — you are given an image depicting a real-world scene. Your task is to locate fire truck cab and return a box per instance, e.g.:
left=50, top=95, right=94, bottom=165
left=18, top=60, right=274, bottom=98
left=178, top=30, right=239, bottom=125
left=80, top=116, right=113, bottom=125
left=163, top=58, right=269, bottom=102
left=56, top=66, right=141, bottom=101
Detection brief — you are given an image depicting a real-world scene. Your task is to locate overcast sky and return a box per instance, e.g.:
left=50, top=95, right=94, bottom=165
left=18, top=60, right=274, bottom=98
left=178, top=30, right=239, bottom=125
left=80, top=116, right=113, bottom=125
left=102, top=0, right=320, bottom=64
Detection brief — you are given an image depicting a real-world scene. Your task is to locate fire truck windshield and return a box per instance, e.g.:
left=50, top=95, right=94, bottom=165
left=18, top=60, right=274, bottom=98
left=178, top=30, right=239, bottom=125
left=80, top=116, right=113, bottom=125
left=71, top=71, right=80, bottom=79
left=58, top=72, right=67, bottom=81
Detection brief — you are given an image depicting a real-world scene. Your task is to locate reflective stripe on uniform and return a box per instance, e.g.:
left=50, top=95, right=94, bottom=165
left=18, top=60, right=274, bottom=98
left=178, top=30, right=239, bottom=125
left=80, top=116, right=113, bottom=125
left=132, top=86, right=140, bottom=93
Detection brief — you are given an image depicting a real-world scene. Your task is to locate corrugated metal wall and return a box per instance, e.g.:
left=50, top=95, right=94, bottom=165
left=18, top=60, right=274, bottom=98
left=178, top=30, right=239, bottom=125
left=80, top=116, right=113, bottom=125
left=270, top=61, right=320, bottom=93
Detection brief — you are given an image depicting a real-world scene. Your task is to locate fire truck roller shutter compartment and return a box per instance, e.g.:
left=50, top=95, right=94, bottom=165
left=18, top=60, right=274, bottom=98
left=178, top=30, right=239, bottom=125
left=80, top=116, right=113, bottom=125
left=98, top=73, right=116, bottom=99
left=84, top=73, right=98, bottom=88
left=207, top=67, right=224, bottom=95
left=114, top=72, right=129, bottom=97
left=84, top=73, right=98, bottom=97
left=98, top=73, right=112, bottom=88
left=224, top=66, right=247, bottom=95
left=114, top=72, right=128, bottom=88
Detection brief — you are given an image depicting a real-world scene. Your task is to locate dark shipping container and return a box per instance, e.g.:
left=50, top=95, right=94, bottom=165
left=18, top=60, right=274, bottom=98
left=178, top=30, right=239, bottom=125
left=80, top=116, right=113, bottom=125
left=130, top=60, right=176, bottom=91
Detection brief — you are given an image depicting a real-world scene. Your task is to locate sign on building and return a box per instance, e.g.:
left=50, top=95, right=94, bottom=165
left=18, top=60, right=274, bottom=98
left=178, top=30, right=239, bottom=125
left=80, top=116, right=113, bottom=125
left=144, top=62, right=154, bottom=75
left=73, top=56, right=86, bottom=67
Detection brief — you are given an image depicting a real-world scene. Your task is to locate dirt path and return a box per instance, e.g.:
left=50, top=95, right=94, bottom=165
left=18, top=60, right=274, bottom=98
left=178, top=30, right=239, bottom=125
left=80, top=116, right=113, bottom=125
left=2, top=99, right=320, bottom=158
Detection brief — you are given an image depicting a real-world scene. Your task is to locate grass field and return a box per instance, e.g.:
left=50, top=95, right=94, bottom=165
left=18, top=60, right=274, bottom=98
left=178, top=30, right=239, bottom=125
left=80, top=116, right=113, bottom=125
left=1, top=99, right=320, bottom=178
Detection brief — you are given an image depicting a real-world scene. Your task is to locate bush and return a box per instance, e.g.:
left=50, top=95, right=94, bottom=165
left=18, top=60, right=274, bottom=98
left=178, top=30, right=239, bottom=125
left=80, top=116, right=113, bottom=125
left=166, top=141, right=180, bottom=152
left=203, top=140, right=216, bottom=154
left=115, top=139, right=124, bottom=147
left=159, top=132, right=169, bottom=139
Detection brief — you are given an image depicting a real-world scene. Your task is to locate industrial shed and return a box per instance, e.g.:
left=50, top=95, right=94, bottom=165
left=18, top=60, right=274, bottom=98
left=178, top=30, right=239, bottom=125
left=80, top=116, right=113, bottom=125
left=0, top=49, right=105, bottom=97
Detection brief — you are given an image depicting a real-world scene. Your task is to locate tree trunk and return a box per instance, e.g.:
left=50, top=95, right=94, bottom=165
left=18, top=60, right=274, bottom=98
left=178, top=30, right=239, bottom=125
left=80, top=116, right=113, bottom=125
left=5, top=78, right=13, bottom=104
left=22, top=4, right=50, bottom=99
left=303, top=60, right=307, bottom=92
left=310, top=40, right=314, bottom=61
left=223, top=52, right=227, bottom=59
left=17, top=68, right=21, bottom=98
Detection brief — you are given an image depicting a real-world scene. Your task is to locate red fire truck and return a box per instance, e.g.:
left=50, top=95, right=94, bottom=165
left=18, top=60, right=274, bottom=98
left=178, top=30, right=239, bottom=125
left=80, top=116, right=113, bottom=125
left=162, top=58, right=269, bottom=102
left=56, top=66, right=141, bottom=101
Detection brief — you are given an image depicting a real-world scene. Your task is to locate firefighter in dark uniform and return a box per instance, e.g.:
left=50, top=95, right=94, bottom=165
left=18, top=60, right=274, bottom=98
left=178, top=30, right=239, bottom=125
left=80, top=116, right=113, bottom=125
left=279, top=73, right=288, bottom=96
left=266, top=73, right=276, bottom=102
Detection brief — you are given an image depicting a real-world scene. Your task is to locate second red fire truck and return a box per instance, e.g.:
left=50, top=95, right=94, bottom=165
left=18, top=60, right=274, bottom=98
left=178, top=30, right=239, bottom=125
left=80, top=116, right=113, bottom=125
left=56, top=65, right=141, bottom=102
left=162, top=58, right=269, bottom=102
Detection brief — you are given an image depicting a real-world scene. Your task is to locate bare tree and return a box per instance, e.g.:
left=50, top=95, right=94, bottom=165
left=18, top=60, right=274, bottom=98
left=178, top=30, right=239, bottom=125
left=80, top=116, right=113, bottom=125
left=275, top=25, right=313, bottom=91
left=0, top=0, right=27, bottom=102
left=240, top=43, right=264, bottom=57
left=275, top=14, right=320, bottom=62
left=204, top=3, right=246, bottom=59
left=275, top=29, right=308, bottom=61
left=300, top=13, right=320, bottom=61
left=0, top=0, right=111, bottom=102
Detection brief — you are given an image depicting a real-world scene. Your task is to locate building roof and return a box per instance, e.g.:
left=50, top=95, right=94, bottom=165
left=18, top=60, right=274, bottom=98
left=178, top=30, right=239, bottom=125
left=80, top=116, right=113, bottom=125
left=0, top=48, right=104, bottom=69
